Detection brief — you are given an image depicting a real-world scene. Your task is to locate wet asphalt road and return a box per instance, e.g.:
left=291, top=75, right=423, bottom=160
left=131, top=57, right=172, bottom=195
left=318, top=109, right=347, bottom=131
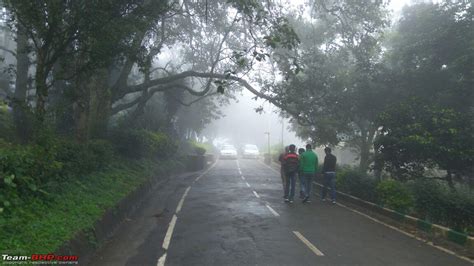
left=89, top=159, right=471, bottom=266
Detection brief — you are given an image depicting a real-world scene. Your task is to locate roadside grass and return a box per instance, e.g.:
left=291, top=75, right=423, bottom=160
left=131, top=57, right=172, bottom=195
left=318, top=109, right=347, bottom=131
left=0, top=158, right=183, bottom=254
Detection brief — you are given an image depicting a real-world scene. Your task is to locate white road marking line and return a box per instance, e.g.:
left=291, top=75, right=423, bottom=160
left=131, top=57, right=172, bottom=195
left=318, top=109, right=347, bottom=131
left=266, top=204, right=280, bottom=217
left=261, top=161, right=472, bottom=263
left=241, top=176, right=245, bottom=180
left=253, top=190, right=260, bottom=198
left=176, top=186, right=191, bottom=214
left=162, top=214, right=178, bottom=251
left=238, top=170, right=242, bottom=175
left=293, top=231, right=324, bottom=256
left=157, top=253, right=167, bottom=266
left=245, top=182, right=251, bottom=187
left=194, top=160, right=218, bottom=182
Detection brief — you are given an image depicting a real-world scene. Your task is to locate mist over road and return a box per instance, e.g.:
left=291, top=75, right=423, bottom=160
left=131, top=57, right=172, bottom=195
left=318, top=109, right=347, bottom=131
left=90, top=159, right=470, bottom=266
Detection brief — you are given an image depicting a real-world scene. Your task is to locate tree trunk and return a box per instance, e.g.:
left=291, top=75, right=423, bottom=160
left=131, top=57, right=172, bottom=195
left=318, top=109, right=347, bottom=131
left=358, top=125, right=376, bottom=172
left=74, top=71, right=91, bottom=143
left=12, top=24, right=30, bottom=143
left=89, top=69, right=111, bottom=138
left=35, top=51, right=48, bottom=123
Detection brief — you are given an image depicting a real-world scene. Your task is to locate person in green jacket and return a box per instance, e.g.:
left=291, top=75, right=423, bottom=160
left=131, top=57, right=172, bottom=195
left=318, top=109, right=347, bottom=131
left=299, top=144, right=318, bottom=203
left=298, top=147, right=306, bottom=199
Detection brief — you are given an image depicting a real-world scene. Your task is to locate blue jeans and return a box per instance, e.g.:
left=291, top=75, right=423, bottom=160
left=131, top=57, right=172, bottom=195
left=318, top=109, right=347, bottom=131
left=303, top=172, right=314, bottom=198
left=298, top=171, right=305, bottom=196
left=285, top=171, right=297, bottom=200
left=322, top=172, right=336, bottom=201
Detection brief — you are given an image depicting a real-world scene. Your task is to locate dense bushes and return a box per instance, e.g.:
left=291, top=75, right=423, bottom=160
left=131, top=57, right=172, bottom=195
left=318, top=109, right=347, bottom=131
left=0, top=137, right=116, bottom=214
left=110, top=129, right=177, bottom=159
left=334, top=167, right=474, bottom=233
left=0, top=123, right=186, bottom=253
left=55, top=139, right=114, bottom=176
left=0, top=158, right=184, bottom=254
left=336, top=167, right=378, bottom=203
left=0, top=102, right=13, bottom=140
left=376, top=180, right=413, bottom=213
left=411, top=179, right=474, bottom=232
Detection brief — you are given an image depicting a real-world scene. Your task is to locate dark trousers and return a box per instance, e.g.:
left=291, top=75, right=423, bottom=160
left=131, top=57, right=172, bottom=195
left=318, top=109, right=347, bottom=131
left=321, top=172, right=336, bottom=201
left=284, top=171, right=297, bottom=200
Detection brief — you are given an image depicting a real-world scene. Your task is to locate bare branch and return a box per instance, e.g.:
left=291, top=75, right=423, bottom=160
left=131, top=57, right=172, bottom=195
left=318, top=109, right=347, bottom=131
left=172, top=91, right=219, bottom=107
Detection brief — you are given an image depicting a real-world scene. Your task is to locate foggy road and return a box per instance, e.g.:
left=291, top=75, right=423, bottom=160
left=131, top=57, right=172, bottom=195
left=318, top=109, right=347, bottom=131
left=90, top=159, right=471, bottom=266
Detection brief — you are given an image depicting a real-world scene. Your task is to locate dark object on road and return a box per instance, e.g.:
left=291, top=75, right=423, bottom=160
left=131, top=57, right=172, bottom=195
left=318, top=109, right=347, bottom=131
left=152, top=208, right=169, bottom=219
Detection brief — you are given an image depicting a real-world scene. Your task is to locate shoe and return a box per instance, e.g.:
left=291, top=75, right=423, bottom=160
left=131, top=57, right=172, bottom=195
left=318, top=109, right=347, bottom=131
left=285, top=198, right=290, bottom=203
left=307, top=199, right=312, bottom=203
left=289, top=199, right=294, bottom=203
left=321, top=198, right=326, bottom=202
left=302, top=196, right=309, bottom=203
left=332, top=200, right=336, bottom=204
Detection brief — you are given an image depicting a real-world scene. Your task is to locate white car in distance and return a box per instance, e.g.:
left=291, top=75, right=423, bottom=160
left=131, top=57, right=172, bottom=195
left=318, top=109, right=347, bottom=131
left=220, top=144, right=238, bottom=159
left=242, top=144, right=260, bottom=159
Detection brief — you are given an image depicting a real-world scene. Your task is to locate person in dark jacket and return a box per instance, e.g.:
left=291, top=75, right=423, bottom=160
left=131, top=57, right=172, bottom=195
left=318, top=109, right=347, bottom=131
left=321, top=147, right=337, bottom=203
left=283, top=144, right=299, bottom=203
left=278, top=146, right=289, bottom=198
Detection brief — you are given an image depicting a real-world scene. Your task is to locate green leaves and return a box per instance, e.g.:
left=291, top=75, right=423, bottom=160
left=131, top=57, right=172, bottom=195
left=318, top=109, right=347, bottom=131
left=376, top=99, right=474, bottom=178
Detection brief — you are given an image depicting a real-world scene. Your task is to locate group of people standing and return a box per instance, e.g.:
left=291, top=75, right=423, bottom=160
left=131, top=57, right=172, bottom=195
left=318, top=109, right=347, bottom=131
left=278, top=144, right=337, bottom=204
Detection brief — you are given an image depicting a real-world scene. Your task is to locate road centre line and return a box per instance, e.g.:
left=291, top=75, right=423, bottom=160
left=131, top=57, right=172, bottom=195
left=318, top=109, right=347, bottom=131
left=241, top=176, right=245, bottom=180
left=262, top=161, right=471, bottom=263
left=293, top=231, right=324, bottom=256
left=253, top=190, right=261, bottom=198
left=245, top=182, right=251, bottom=187
left=266, top=204, right=280, bottom=217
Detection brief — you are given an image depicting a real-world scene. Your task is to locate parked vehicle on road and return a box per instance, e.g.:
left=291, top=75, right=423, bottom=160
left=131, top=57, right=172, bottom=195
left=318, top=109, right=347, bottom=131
left=219, top=144, right=238, bottom=159
left=242, top=144, right=260, bottom=159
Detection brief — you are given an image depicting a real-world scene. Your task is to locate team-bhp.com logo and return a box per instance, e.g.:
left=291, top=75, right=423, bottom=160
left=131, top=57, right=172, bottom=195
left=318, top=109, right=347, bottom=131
left=2, top=254, right=79, bottom=264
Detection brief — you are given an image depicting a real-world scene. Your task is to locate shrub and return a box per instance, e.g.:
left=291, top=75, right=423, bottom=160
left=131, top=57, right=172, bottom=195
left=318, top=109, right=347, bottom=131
left=110, top=129, right=176, bottom=159
left=411, top=179, right=474, bottom=233
left=376, top=179, right=414, bottom=213
left=194, top=146, right=206, bottom=156
left=191, top=141, right=214, bottom=154
left=336, top=167, right=378, bottom=203
left=0, top=102, right=14, bottom=140
left=55, top=139, right=115, bottom=177
left=86, top=139, right=115, bottom=170
left=0, top=141, right=62, bottom=213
